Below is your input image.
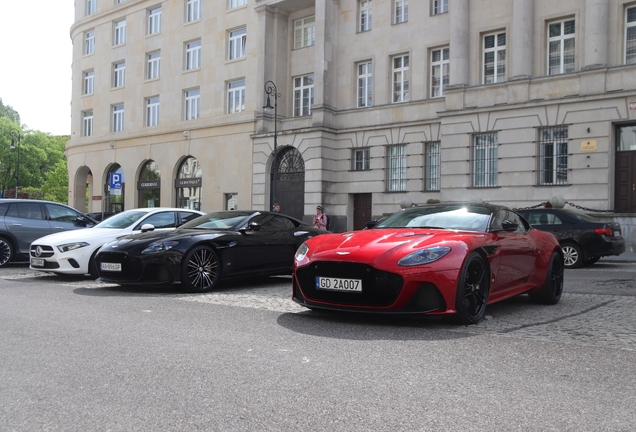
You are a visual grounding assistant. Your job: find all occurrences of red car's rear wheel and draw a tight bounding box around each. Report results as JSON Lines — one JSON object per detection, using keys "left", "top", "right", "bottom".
{"left": 454, "top": 252, "right": 489, "bottom": 324}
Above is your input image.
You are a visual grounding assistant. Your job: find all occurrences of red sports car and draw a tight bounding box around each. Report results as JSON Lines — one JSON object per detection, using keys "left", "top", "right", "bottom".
{"left": 292, "top": 202, "right": 564, "bottom": 324}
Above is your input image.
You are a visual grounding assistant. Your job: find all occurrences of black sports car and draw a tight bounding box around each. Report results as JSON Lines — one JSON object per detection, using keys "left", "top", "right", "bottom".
{"left": 516, "top": 208, "right": 625, "bottom": 268}
{"left": 94, "top": 210, "right": 328, "bottom": 292}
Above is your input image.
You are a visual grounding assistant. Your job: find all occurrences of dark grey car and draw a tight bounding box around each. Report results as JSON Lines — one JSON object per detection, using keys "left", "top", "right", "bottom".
{"left": 0, "top": 199, "right": 97, "bottom": 267}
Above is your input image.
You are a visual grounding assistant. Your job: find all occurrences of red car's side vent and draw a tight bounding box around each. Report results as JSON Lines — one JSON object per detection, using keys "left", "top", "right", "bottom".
{"left": 480, "top": 246, "right": 499, "bottom": 256}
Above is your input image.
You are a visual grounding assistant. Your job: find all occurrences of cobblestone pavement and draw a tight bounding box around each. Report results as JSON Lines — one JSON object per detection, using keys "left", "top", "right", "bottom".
{"left": 3, "top": 265, "right": 636, "bottom": 352}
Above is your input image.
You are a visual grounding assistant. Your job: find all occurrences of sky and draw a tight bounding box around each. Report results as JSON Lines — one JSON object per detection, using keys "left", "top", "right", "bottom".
{"left": 0, "top": 1, "right": 74, "bottom": 136}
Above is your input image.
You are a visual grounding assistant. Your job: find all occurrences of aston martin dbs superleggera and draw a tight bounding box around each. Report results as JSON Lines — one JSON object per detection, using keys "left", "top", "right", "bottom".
{"left": 292, "top": 203, "right": 564, "bottom": 324}
{"left": 94, "top": 211, "right": 327, "bottom": 292}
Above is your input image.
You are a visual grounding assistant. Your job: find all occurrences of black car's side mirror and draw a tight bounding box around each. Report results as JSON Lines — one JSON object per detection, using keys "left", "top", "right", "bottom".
{"left": 365, "top": 220, "right": 379, "bottom": 229}
{"left": 240, "top": 222, "right": 262, "bottom": 235}
{"left": 501, "top": 220, "right": 519, "bottom": 232}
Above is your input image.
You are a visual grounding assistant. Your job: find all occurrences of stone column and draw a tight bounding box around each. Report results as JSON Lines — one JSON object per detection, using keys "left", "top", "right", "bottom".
{"left": 583, "top": 0, "right": 609, "bottom": 69}
{"left": 449, "top": 0, "right": 469, "bottom": 86}
{"left": 313, "top": 0, "right": 337, "bottom": 128}
{"left": 510, "top": 0, "right": 533, "bottom": 79}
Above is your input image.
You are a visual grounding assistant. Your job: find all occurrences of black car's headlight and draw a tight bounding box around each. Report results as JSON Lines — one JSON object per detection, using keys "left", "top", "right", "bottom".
{"left": 57, "top": 242, "right": 90, "bottom": 253}
{"left": 398, "top": 246, "right": 451, "bottom": 267}
{"left": 295, "top": 243, "right": 309, "bottom": 261}
{"left": 142, "top": 241, "right": 180, "bottom": 254}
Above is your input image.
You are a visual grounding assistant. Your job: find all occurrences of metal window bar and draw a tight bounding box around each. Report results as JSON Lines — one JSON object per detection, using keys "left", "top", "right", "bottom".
{"left": 538, "top": 126, "right": 568, "bottom": 185}
{"left": 424, "top": 141, "right": 441, "bottom": 191}
{"left": 386, "top": 144, "right": 406, "bottom": 192}
{"left": 472, "top": 132, "right": 498, "bottom": 188}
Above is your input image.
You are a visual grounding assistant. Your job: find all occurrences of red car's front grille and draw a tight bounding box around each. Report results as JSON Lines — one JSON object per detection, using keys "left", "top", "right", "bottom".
{"left": 296, "top": 262, "right": 403, "bottom": 307}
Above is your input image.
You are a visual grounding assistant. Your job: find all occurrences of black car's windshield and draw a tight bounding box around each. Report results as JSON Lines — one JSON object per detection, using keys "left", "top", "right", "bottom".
{"left": 377, "top": 205, "right": 492, "bottom": 232}
{"left": 95, "top": 211, "right": 148, "bottom": 229}
{"left": 179, "top": 211, "right": 252, "bottom": 230}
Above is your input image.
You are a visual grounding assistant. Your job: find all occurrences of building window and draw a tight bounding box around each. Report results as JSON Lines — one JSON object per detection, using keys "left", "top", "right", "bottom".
{"left": 228, "top": 0, "right": 246, "bottom": 9}
{"left": 113, "top": 19, "right": 126, "bottom": 46}
{"left": 357, "top": 61, "right": 373, "bottom": 107}
{"left": 84, "top": 31, "right": 95, "bottom": 55}
{"left": 116, "top": 0, "right": 125, "bottom": 4}
{"left": 86, "top": 0, "right": 96, "bottom": 16}
{"left": 185, "top": 40, "right": 201, "bottom": 70}
{"left": 392, "top": 54, "right": 409, "bottom": 103}
{"left": 386, "top": 144, "right": 407, "bottom": 192}
{"left": 484, "top": 32, "right": 506, "bottom": 84}
{"left": 186, "top": 0, "right": 201, "bottom": 22}
{"left": 83, "top": 70, "right": 94, "bottom": 95}
{"left": 293, "top": 75, "right": 314, "bottom": 117}
{"left": 148, "top": 6, "right": 162, "bottom": 35}
{"left": 112, "top": 104, "right": 124, "bottom": 132}
{"left": 185, "top": 88, "right": 200, "bottom": 120}
{"left": 227, "top": 79, "right": 245, "bottom": 114}
{"left": 360, "top": 0, "right": 372, "bottom": 32}
{"left": 626, "top": 6, "right": 636, "bottom": 64}
{"left": 228, "top": 28, "right": 247, "bottom": 60}
{"left": 548, "top": 19, "right": 575, "bottom": 75}
{"left": 294, "top": 16, "right": 315, "bottom": 49}
{"left": 424, "top": 141, "right": 441, "bottom": 191}
{"left": 82, "top": 110, "right": 93, "bottom": 137}
{"left": 431, "top": 47, "right": 449, "bottom": 97}
{"left": 538, "top": 126, "right": 568, "bottom": 185}
{"left": 352, "top": 148, "right": 370, "bottom": 171}
{"left": 394, "top": 0, "right": 408, "bottom": 24}
{"left": 113, "top": 61, "right": 125, "bottom": 87}
{"left": 432, "top": 0, "right": 448, "bottom": 15}
{"left": 472, "top": 132, "right": 498, "bottom": 188}
{"left": 147, "top": 52, "right": 161, "bottom": 79}
{"left": 146, "top": 97, "right": 160, "bottom": 127}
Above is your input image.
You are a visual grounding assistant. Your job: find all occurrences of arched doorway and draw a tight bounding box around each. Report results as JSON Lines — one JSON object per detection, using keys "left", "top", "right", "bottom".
{"left": 104, "top": 164, "right": 124, "bottom": 214}
{"left": 175, "top": 156, "right": 202, "bottom": 210}
{"left": 138, "top": 160, "right": 161, "bottom": 208}
{"left": 272, "top": 147, "right": 305, "bottom": 220}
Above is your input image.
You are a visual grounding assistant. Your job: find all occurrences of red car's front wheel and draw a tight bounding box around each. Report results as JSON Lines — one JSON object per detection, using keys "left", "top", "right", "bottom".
{"left": 454, "top": 252, "right": 490, "bottom": 324}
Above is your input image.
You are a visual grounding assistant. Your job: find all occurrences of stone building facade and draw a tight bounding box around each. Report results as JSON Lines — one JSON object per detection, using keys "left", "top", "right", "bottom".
{"left": 68, "top": 0, "right": 636, "bottom": 247}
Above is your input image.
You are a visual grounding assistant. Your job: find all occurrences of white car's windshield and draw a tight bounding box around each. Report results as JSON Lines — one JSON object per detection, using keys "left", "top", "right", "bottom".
{"left": 377, "top": 205, "right": 492, "bottom": 232}
{"left": 95, "top": 211, "right": 148, "bottom": 229}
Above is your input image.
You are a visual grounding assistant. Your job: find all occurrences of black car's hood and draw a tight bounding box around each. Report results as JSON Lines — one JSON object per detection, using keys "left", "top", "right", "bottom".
{"left": 102, "top": 228, "right": 236, "bottom": 251}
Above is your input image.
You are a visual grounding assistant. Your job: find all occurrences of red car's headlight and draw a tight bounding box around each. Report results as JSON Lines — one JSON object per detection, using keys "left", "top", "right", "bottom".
{"left": 398, "top": 246, "right": 451, "bottom": 267}
{"left": 295, "top": 243, "right": 309, "bottom": 262}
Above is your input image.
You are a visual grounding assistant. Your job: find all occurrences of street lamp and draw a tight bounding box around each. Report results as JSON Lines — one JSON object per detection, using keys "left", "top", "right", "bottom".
{"left": 9, "top": 130, "right": 21, "bottom": 196}
{"left": 263, "top": 80, "right": 280, "bottom": 211}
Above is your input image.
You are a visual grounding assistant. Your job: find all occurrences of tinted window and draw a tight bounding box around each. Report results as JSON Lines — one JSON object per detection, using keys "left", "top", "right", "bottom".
{"left": 45, "top": 203, "right": 80, "bottom": 222}
{"left": 252, "top": 214, "right": 295, "bottom": 231}
{"left": 180, "top": 211, "right": 252, "bottom": 230}
{"left": 0, "top": 203, "right": 9, "bottom": 216}
{"left": 15, "top": 202, "right": 44, "bottom": 220}
{"left": 523, "top": 212, "right": 563, "bottom": 225}
{"left": 136, "top": 212, "right": 176, "bottom": 230}
{"left": 179, "top": 211, "right": 201, "bottom": 225}
{"left": 492, "top": 210, "right": 526, "bottom": 233}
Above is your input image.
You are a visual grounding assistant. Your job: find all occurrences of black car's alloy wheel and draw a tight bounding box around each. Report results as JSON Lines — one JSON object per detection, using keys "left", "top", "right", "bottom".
{"left": 529, "top": 251, "right": 564, "bottom": 304}
{"left": 0, "top": 238, "right": 13, "bottom": 267}
{"left": 454, "top": 252, "right": 489, "bottom": 324}
{"left": 181, "top": 246, "right": 220, "bottom": 293}
{"left": 561, "top": 242, "right": 583, "bottom": 268}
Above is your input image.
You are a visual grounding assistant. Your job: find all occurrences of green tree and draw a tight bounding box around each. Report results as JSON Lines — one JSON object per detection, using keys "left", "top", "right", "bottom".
{"left": 0, "top": 98, "right": 20, "bottom": 124}
{"left": 42, "top": 161, "right": 70, "bottom": 203}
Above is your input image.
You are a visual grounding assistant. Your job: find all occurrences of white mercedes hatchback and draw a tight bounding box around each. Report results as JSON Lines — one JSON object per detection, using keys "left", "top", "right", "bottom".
{"left": 29, "top": 207, "right": 204, "bottom": 278}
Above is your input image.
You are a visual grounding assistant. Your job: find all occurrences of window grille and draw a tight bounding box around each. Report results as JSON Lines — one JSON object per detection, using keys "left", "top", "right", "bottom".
{"left": 626, "top": 7, "right": 636, "bottom": 64}
{"left": 386, "top": 144, "right": 407, "bottom": 192}
{"left": 538, "top": 126, "right": 568, "bottom": 185}
{"left": 472, "top": 132, "right": 498, "bottom": 188}
{"left": 424, "top": 141, "right": 441, "bottom": 191}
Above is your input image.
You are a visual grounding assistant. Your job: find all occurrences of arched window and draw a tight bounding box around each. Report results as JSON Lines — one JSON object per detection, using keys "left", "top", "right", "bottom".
{"left": 105, "top": 164, "right": 125, "bottom": 214}
{"left": 138, "top": 160, "right": 161, "bottom": 208}
{"left": 175, "top": 157, "right": 202, "bottom": 210}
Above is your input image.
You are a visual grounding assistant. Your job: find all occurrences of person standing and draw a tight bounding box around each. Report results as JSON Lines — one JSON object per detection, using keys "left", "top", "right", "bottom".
{"left": 313, "top": 205, "right": 327, "bottom": 229}
{"left": 273, "top": 203, "right": 281, "bottom": 213}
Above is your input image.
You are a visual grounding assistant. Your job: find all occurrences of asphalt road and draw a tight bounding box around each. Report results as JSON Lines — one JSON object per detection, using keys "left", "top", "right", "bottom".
{"left": 1, "top": 262, "right": 635, "bottom": 431}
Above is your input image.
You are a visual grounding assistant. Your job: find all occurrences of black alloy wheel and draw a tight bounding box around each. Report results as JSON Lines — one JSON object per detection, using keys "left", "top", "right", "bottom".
{"left": 0, "top": 238, "right": 13, "bottom": 267}
{"left": 529, "top": 251, "right": 564, "bottom": 305}
{"left": 561, "top": 242, "right": 583, "bottom": 268}
{"left": 181, "top": 246, "right": 220, "bottom": 293}
{"left": 454, "top": 252, "right": 490, "bottom": 324}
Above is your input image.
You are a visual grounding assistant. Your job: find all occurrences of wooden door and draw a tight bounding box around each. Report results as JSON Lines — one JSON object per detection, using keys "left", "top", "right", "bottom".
{"left": 353, "top": 194, "right": 372, "bottom": 230}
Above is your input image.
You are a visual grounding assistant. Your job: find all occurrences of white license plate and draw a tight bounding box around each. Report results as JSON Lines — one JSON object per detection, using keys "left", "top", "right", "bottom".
{"left": 31, "top": 258, "right": 44, "bottom": 267}
{"left": 100, "top": 262, "right": 122, "bottom": 272}
{"left": 315, "top": 276, "right": 362, "bottom": 292}
{"left": 614, "top": 230, "right": 620, "bottom": 237}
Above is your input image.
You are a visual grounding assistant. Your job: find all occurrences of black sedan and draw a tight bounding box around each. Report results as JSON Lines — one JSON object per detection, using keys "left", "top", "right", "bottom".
{"left": 94, "top": 210, "right": 328, "bottom": 292}
{"left": 516, "top": 208, "right": 625, "bottom": 268}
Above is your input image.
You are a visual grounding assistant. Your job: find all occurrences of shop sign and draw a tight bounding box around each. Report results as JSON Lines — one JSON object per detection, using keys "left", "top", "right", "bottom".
{"left": 175, "top": 178, "right": 202, "bottom": 188}
{"left": 138, "top": 180, "right": 160, "bottom": 189}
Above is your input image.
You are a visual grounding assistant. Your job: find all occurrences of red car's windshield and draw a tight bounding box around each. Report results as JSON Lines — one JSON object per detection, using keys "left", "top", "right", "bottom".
{"left": 377, "top": 205, "right": 492, "bottom": 232}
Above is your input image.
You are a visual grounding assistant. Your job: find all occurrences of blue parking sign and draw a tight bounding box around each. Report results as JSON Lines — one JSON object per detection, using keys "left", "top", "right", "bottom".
{"left": 109, "top": 173, "right": 122, "bottom": 196}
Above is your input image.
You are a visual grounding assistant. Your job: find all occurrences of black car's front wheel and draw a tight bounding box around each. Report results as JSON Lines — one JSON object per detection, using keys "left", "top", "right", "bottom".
{"left": 454, "top": 252, "right": 490, "bottom": 325}
{"left": 181, "top": 246, "right": 220, "bottom": 293}
{"left": 561, "top": 242, "right": 583, "bottom": 268}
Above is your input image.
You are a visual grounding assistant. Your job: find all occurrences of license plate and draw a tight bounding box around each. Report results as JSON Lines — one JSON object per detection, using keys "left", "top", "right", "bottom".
{"left": 100, "top": 262, "right": 122, "bottom": 272}
{"left": 31, "top": 258, "right": 44, "bottom": 267}
{"left": 614, "top": 230, "right": 620, "bottom": 237}
{"left": 315, "top": 276, "right": 362, "bottom": 292}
